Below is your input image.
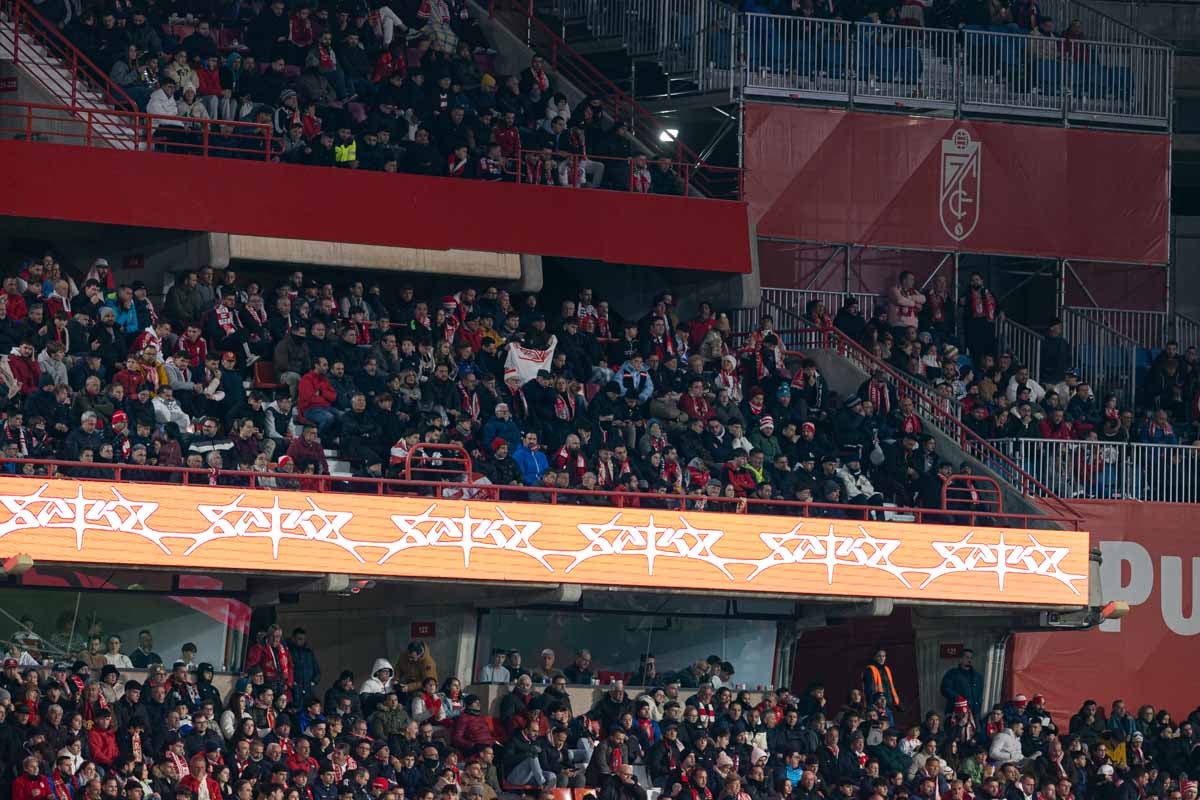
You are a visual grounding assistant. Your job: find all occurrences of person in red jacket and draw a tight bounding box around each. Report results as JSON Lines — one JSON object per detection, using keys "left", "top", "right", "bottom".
{"left": 679, "top": 378, "right": 714, "bottom": 422}
{"left": 8, "top": 341, "right": 40, "bottom": 395}
{"left": 12, "top": 756, "right": 53, "bottom": 800}
{"left": 1038, "top": 407, "right": 1075, "bottom": 441}
{"left": 723, "top": 451, "right": 757, "bottom": 497}
{"left": 246, "top": 624, "right": 295, "bottom": 699}
{"left": 452, "top": 695, "right": 497, "bottom": 753}
{"left": 179, "top": 753, "right": 222, "bottom": 800}
{"left": 88, "top": 709, "right": 120, "bottom": 769}
{"left": 297, "top": 357, "right": 339, "bottom": 436}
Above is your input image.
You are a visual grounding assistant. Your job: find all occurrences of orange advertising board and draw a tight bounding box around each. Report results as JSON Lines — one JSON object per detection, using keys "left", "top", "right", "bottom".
{"left": 0, "top": 478, "right": 1089, "bottom": 605}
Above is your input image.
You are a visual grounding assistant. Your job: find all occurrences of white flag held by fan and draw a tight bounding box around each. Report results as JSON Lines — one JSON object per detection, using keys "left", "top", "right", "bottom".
{"left": 503, "top": 335, "right": 557, "bottom": 384}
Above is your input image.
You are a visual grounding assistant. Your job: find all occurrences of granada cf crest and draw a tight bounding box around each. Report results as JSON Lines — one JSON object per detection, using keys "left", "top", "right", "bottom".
{"left": 939, "top": 129, "right": 981, "bottom": 242}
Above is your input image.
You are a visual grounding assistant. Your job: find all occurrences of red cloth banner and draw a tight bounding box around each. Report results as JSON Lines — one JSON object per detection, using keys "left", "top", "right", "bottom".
{"left": 744, "top": 104, "right": 1170, "bottom": 265}
{"left": 0, "top": 140, "right": 751, "bottom": 274}
{"left": 1010, "top": 500, "right": 1200, "bottom": 723}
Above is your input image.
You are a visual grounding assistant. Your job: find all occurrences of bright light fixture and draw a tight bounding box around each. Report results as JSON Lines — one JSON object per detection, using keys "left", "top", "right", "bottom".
{"left": 659, "top": 128, "right": 679, "bottom": 142}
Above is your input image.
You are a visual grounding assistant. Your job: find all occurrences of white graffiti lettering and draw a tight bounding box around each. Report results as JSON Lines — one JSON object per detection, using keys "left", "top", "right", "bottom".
{"left": 0, "top": 484, "right": 1086, "bottom": 596}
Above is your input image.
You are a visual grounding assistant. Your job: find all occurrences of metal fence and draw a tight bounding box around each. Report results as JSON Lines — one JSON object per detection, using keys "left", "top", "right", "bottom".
{"left": 739, "top": 14, "right": 1172, "bottom": 128}
{"left": 853, "top": 23, "right": 957, "bottom": 109}
{"left": 995, "top": 316, "right": 1044, "bottom": 379}
{"left": 761, "top": 286, "right": 880, "bottom": 321}
{"left": 988, "top": 438, "right": 1200, "bottom": 503}
{"left": 560, "top": 0, "right": 736, "bottom": 92}
{"left": 1064, "top": 306, "right": 1200, "bottom": 351}
{"left": 1064, "top": 305, "right": 1167, "bottom": 347}
{"left": 1061, "top": 306, "right": 1139, "bottom": 407}
{"left": 1038, "top": 0, "right": 1168, "bottom": 49}
{"left": 741, "top": 13, "right": 851, "bottom": 99}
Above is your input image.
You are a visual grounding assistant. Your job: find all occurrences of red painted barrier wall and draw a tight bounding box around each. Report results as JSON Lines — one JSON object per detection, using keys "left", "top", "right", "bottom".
{"left": 744, "top": 103, "right": 1170, "bottom": 265}
{"left": 0, "top": 140, "right": 751, "bottom": 274}
{"left": 1010, "top": 500, "right": 1200, "bottom": 722}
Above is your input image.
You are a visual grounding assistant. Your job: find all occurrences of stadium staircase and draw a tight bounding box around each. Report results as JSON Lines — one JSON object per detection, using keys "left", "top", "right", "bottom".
{"left": 490, "top": 0, "right": 735, "bottom": 105}
{"left": 734, "top": 294, "right": 1082, "bottom": 527}
{"left": 485, "top": 0, "right": 741, "bottom": 198}
{"left": 0, "top": 0, "right": 140, "bottom": 149}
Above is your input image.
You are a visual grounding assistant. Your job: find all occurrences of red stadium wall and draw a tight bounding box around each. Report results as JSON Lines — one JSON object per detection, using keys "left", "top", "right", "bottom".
{"left": 744, "top": 103, "right": 1170, "bottom": 265}
{"left": 1010, "top": 501, "right": 1199, "bottom": 721}
{"left": 0, "top": 140, "right": 751, "bottom": 274}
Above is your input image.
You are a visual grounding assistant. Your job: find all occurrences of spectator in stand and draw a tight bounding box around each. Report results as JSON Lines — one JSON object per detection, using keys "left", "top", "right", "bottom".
{"left": 1040, "top": 319, "right": 1071, "bottom": 385}
{"left": 959, "top": 273, "right": 1001, "bottom": 362}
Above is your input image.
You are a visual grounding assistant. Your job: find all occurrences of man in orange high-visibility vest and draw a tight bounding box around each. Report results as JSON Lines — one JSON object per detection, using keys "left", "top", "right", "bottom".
{"left": 862, "top": 647, "right": 902, "bottom": 712}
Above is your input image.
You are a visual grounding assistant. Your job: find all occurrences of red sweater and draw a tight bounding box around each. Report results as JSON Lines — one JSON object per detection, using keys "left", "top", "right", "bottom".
{"left": 297, "top": 371, "right": 336, "bottom": 414}
{"left": 8, "top": 355, "right": 39, "bottom": 395}
{"left": 12, "top": 774, "right": 53, "bottom": 800}
{"left": 196, "top": 65, "right": 222, "bottom": 95}
{"left": 88, "top": 727, "right": 119, "bottom": 767}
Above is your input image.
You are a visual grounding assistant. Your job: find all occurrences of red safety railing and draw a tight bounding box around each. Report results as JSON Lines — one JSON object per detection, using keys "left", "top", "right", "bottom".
{"left": 487, "top": 0, "right": 742, "bottom": 200}
{"left": 1, "top": 0, "right": 137, "bottom": 112}
{"left": 0, "top": 99, "right": 275, "bottom": 160}
{"left": 732, "top": 321, "right": 1082, "bottom": 522}
{"left": 0, "top": 457, "right": 1080, "bottom": 530}
{"left": 403, "top": 442, "right": 473, "bottom": 480}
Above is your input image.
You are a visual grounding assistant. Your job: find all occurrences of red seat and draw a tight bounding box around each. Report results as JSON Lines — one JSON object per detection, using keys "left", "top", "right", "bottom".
{"left": 252, "top": 361, "right": 284, "bottom": 391}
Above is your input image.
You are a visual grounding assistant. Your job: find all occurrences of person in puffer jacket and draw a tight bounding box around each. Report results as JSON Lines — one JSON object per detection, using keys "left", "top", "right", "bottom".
{"left": 836, "top": 452, "right": 884, "bottom": 510}
{"left": 360, "top": 659, "right": 395, "bottom": 695}
{"left": 452, "top": 695, "right": 495, "bottom": 754}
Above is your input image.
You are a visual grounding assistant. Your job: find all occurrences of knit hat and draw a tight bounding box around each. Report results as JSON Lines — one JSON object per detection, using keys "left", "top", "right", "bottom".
{"left": 1013, "top": 694, "right": 1028, "bottom": 707}
{"left": 277, "top": 455, "right": 294, "bottom": 468}
{"left": 776, "top": 385, "right": 791, "bottom": 399}
{"left": 111, "top": 410, "right": 128, "bottom": 424}
{"left": 491, "top": 437, "right": 507, "bottom": 453}
{"left": 759, "top": 416, "right": 774, "bottom": 430}
{"left": 480, "top": 73, "right": 496, "bottom": 88}
{"left": 801, "top": 421, "right": 816, "bottom": 434}
{"left": 954, "top": 696, "right": 969, "bottom": 711}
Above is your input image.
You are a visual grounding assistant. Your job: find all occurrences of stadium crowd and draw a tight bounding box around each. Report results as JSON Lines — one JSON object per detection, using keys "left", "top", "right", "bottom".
{"left": 45, "top": 0, "right": 685, "bottom": 191}
{"left": 0, "top": 255, "right": 990, "bottom": 517}
{"left": 806, "top": 273, "right": 1200, "bottom": 451}
{"left": 2, "top": 626, "right": 1198, "bottom": 800}
{"left": 794, "top": 271, "right": 1200, "bottom": 500}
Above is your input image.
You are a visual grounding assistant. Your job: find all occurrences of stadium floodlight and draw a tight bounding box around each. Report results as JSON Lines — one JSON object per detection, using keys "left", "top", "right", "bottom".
{"left": 659, "top": 129, "right": 679, "bottom": 143}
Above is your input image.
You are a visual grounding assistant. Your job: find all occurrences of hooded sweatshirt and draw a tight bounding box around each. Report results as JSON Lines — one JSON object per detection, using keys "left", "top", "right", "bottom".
{"left": 359, "top": 658, "right": 395, "bottom": 695}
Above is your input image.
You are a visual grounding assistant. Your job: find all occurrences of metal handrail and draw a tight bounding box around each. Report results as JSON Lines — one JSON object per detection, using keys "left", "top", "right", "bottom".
{"left": 0, "top": 0, "right": 138, "bottom": 112}
{"left": 1060, "top": 305, "right": 1140, "bottom": 407}
{"left": 987, "top": 437, "right": 1200, "bottom": 504}
{"left": 0, "top": 99, "right": 275, "bottom": 160}
{"left": 737, "top": 14, "right": 1172, "bottom": 127}
{"left": 995, "top": 316, "right": 1044, "bottom": 380}
{"left": 0, "top": 456, "right": 1081, "bottom": 529}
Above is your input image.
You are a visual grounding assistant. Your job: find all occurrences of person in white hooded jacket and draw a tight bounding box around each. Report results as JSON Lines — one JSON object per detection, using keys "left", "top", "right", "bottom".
{"left": 360, "top": 658, "right": 395, "bottom": 696}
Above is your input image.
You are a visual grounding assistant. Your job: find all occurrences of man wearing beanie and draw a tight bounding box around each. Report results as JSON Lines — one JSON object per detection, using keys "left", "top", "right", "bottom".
{"left": 484, "top": 437, "right": 521, "bottom": 486}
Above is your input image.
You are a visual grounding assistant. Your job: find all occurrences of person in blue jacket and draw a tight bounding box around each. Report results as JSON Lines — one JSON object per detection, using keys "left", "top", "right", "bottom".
{"left": 513, "top": 430, "right": 549, "bottom": 485}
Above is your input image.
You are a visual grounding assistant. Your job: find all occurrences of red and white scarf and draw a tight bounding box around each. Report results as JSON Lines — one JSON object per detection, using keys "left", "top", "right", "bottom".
{"left": 968, "top": 288, "right": 997, "bottom": 321}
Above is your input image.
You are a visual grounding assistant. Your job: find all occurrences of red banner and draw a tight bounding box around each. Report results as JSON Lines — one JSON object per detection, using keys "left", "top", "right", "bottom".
{"left": 745, "top": 104, "right": 1170, "bottom": 265}
{"left": 0, "top": 141, "right": 751, "bottom": 274}
{"left": 1010, "top": 500, "right": 1200, "bottom": 722}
